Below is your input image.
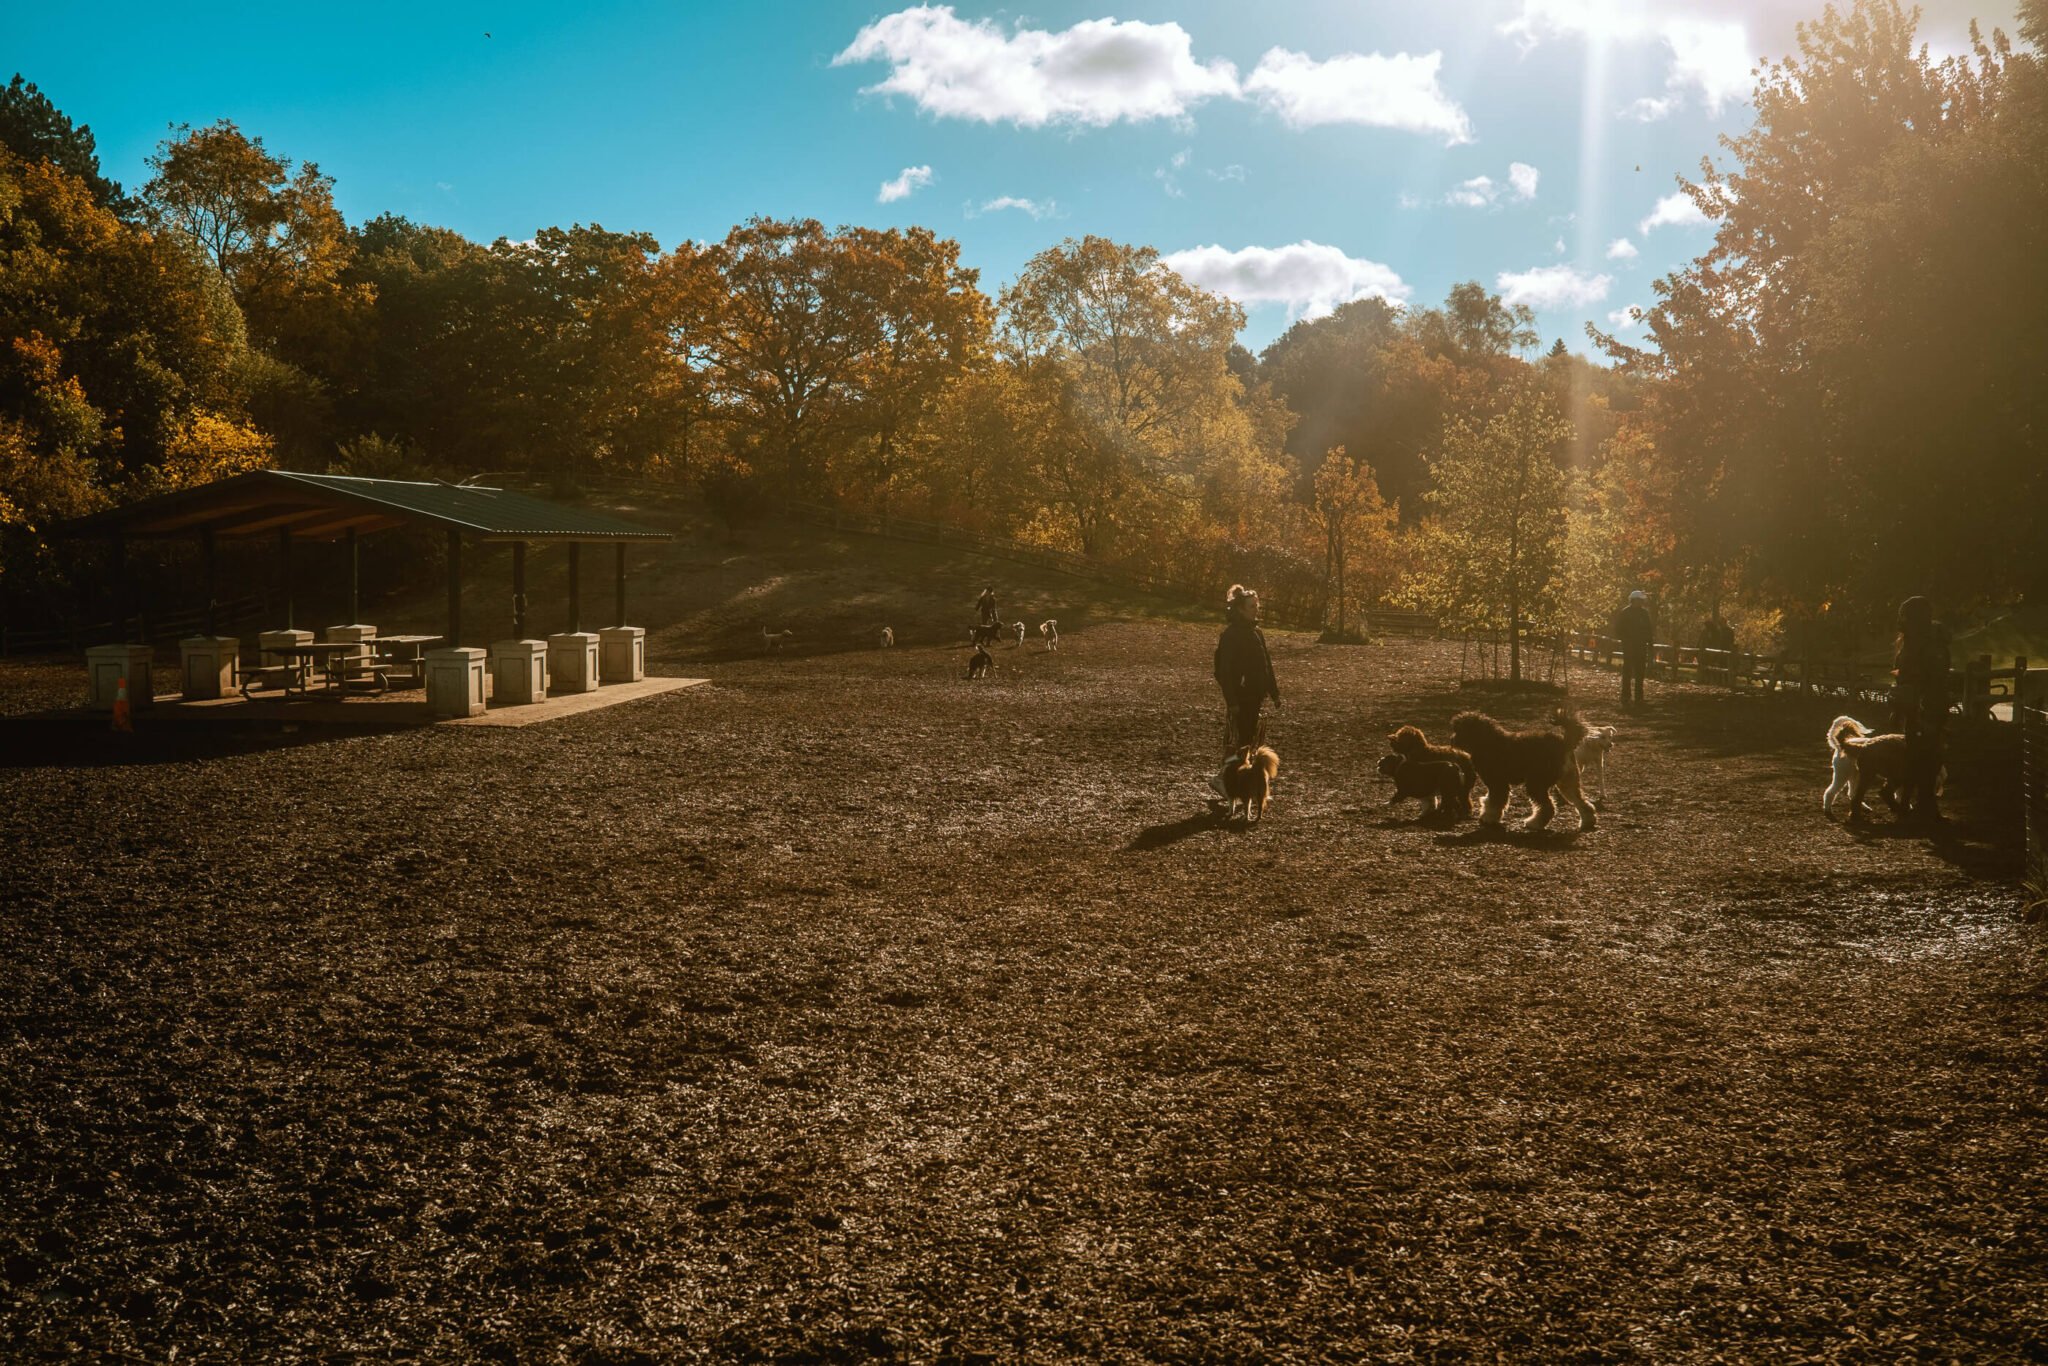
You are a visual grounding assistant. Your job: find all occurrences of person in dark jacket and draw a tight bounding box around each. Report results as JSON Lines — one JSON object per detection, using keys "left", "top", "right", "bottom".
{"left": 1215, "top": 583, "right": 1279, "bottom": 738}
{"left": 975, "top": 586, "right": 999, "bottom": 627}
{"left": 1616, "top": 590, "right": 1653, "bottom": 709}
{"left": 1891, "top": 595, "right": 1952, "bottom": 823}
{"left": 1210, "top": 584, "right": 1280, "bottom": 797}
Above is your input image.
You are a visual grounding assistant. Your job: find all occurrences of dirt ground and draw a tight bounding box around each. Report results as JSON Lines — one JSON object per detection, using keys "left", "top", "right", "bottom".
{"left": 2, "top": 623, "right": 2043, "bottom": 1363}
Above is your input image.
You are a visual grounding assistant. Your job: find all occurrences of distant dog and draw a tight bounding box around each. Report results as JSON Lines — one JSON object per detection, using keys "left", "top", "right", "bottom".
{"left": 1450, "top": 710, "right": 1596, "bottom": 832}
{"left": 879, "top": 627, "right": 894, "bottom": 648}
{"left": 1040, "top": 620, "right": 1059, "bottom": 651}
{"left": 1013, "top": 621, "right": 1027, "bottom": 646}
{"left": 1825, "top": 716, "right": 1942, "bottom": 822}
{"left": 1222, "top": 737, "right": 1281, "bottom": 824}
{"left": 762, "top": 628, "right": 794, "bottom": 654}
{"left": 1377, "top": 753, "right": 1471, "bottom": 820}
{"left": 965, "top": 646, "right": 993, "bottom": 679}
{"left": 1575, "top": 723, "right": 1618, "bottom": 806}
{"left": 970, "top": 622, "right": 1001, "bottom": 649}
{"left": 1387, "top": 725, "right": 1477, "bottom": 791}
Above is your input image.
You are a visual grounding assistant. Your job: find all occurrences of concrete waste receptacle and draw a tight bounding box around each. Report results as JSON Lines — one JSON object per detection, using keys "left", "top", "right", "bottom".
{"left": 489, "top": 640, "right": 548, "bottom": 706}
{"left": 324, "top": 623, "right": 378, "bottom": 665}
{"left": 424, "top": 647, "right": 487, "bottom": 719}
{"left": 547, "top": 632, "right": 601, "bottom": 695}
{"left": 599, "top": 626, "right": 645, "bottom": 684}
{"left": 85, "top": 645, "right": 154, "bottom": 712}
{"left": 258, "top": 629, "right": 313, "bottom": 669}
{"left": 179, "top": 635, "right": 240, "bottom": 700}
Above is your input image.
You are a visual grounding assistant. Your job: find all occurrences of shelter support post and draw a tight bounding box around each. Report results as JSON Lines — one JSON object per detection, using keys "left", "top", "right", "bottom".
{"left": 109, "top": 534, "right": 128, "bottom": 641}
{"left": 347, "top": 527, "right": 360, "bottom": 623}
{"left": 568, "top": 543, "right": 582, "bottom": 634}
{"left": 202, "top": 527, "right": 218, "bottom": 636}
{"left": 615, "top": 543, "right": 626, "bottom": 628}
{"left": 447, "top": 529, "right": 462, "bottom": 648}
{"left": 512, "top": 542, "right": 527, "bottom": 639}
{"left": 278, "top": 527, "right": 294, "bottom": 629}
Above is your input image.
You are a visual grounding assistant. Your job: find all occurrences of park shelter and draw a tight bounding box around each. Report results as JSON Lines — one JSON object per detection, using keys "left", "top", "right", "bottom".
{"left": 56, "top": 470, "right": 673, "bottom": 646}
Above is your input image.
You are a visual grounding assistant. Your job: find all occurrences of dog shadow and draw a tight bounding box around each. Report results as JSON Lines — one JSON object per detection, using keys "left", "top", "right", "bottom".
{"left": 1433, "top": 823, "right": 1587, "bottom": 851}
{"left": 1125, "top": 808, "right": 1232, "bottom": 851}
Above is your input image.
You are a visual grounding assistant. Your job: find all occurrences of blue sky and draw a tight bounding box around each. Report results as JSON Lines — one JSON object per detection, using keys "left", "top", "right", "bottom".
{"left": 6, "top": 0, "right": 2022, "bottom": 353}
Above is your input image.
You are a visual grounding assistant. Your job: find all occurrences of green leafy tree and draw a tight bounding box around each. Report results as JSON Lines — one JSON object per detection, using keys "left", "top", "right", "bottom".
{"left": 0, "top": 74, "right": 128, "bottom": 216}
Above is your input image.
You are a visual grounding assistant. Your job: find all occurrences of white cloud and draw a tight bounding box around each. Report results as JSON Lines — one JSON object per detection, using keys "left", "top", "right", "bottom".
{"left": 1622, "top": 94, "right": 1680, "bottom": 121}
{"left": 1501, "top": 1, "right": 1755, "bottom": 118}
{"left": 1448, "top": 175, "right": 1498, "bottom": 208}
{"left": 1208, "top": 163, "right": 1246, "bottom": 183}
{"left": 835, "top": 7, "right": 1238, "bottom": 128}
{"left": 971, "top": 195, "right": 1057, "bottom": 219}
{"left": 1607, "top": 304, "right": 1645, "bottom": 328}
{"left": 1553, "top": 237, "right": 1568, "bottom": 254}
{"left": 1156, "top": 147, "right": 1191, "bottom": 197}
{"left": 1446, "top": 161, "right": 1540, "bottom": 209}
{"left": 1161, "top": 241, "right": 1412, "bottom": 319}
{"left": 877, "top": 164, "right": 934, "bottom": 203}
{"left": 1638, "top": 189, "right": 1710, "bottom": 233}
{"left": 1662, "top": 18, "right": 1755, "bottom": 113}
{"left": 1242, "top": 48, "right": 1473, "bottom": 143}
{"left": 1496, "top": 263, "right": 1613, "bottom": 309}
{"left": 1606, "top": 236, "right": 1639, "bottom": 259}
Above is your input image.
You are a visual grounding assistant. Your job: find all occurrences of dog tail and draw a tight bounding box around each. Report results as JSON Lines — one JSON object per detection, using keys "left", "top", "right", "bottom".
{"left": 1828, "top": 716, "right": 1866, "bottom": 755}
{"left": 1555, "top": 708, "right": 1589, "bottom": 750}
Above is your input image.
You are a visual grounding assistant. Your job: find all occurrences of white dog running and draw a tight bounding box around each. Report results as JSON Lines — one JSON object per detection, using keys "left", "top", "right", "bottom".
{"left": 1039, "top": 620, "right": 1059, "bottom": 652}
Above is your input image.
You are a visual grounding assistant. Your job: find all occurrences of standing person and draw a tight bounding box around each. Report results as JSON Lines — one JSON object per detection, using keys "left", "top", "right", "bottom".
{"left": 1210, "top": 585, "right": 1280, "bottom": 796}
{"left": 975, "top": 586, "right": 999, "bottom": 628}
{"left": 1616, "top": 589, "right": 1653, "bottom": 710}
{"left": 1891, "top": 595, "right": 1952, "bottom": 824}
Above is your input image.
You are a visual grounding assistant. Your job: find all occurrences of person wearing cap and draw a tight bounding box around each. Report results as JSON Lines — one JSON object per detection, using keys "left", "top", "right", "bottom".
{"left": 1210, "top": 585, "right": 1280, "bottom": 796}
{"left": 1890, "top": 595, "right": 1952, "bottom": 823}
{"left": 1616, "top": 590, "right": 1654, "bottom": 710}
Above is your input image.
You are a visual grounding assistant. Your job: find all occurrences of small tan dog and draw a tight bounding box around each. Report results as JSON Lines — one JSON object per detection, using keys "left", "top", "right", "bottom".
{"left": 1221, "top": 733, "right": 1281, "bottom": 824}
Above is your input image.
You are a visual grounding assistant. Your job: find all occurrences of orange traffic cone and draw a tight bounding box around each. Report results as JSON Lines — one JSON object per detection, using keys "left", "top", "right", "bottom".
{"left": 111, "top": 675, "right": 133, "bottom": 732}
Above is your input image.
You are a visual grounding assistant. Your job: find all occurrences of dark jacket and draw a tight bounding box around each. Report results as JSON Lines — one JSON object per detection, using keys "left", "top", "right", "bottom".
{"left": 1214, "top": 620, "right": 1279, "bottom": 704}
{"left": 1616, "top": 603, "right": 1653, "bottom": 654}
{"left": 1892, "top": 623, "right": 1953, "bottom": 729}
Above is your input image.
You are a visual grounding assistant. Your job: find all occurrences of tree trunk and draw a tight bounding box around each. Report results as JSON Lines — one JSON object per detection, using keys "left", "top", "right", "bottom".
{"left": 1508, "top": 533, "right": 1522, "bottom": 683}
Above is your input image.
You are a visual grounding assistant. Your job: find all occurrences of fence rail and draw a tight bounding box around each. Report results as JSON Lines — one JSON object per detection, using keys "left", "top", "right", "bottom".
{"left": 1562, "top": 627, "right": 2043, "bottom": 720}
{"left": 2, "top": 595, "right": 268, "bottom": 658}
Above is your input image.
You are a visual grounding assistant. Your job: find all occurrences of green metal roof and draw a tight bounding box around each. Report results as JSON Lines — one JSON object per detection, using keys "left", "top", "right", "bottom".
{"left": 57, "top": 470, "right": 675, "bottom": 543}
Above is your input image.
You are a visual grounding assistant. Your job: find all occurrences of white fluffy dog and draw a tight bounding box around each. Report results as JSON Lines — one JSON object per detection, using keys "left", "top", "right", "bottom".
{"left": 1013, "top": 620, "right": 1026, "bottom": 646}
{"left": 879, "top": 626, "right": 894, "bottom": 648}
{"left": 1823, "top": 715, "right": 1944, "bottom": 819}
{"left": 1040, "top": 620, "right": 1059, "bottom": 651}
{"left": 1575, "top": 723, "right": 1618, "bottom": 806}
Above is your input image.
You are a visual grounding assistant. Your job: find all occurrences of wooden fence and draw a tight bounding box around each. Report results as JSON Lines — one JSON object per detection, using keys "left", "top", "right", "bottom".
{"left": 1563, "top": 627, "right": 2044, "bottom": 720}
{"left": 1, "top": 595, "right": 267, "bottom": 659}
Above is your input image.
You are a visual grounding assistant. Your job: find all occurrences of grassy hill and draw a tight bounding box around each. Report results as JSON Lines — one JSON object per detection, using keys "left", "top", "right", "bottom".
{"left": 370, "top": 491, "right": 1213, "bottom": 666}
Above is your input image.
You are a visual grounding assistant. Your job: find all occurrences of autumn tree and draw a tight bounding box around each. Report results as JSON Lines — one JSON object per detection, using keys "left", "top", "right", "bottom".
{"left": 832, "top": 225, "right": 991, "bottom": 512}
{"left": 1308, "top": 447, "right": 1397, "bottom": 637}
{"left": 1418, "top": 384, "right": 1573, "bottom": 681}
{"left": 998, "top": 236, "right": 1252, "bottom": 556}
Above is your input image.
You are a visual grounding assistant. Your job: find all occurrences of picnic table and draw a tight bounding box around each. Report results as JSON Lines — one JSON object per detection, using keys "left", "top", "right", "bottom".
{"left": 369, "top": 635, "right": 442, "bottom": 688}
{"left": 240, "top": 643, "right": 368, "bottom": 700}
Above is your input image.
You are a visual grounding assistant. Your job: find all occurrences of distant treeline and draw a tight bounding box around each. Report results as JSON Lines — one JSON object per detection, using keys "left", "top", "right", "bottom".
{"left": 3, "top": 0, "right": 2043, "bottom": 658}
